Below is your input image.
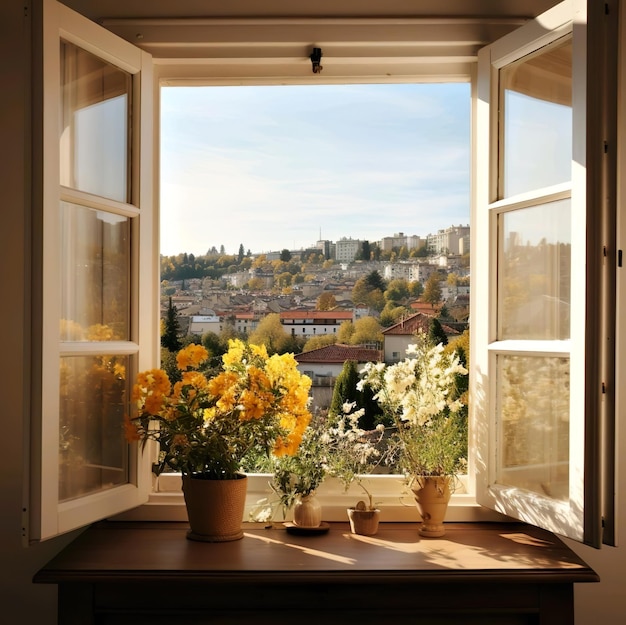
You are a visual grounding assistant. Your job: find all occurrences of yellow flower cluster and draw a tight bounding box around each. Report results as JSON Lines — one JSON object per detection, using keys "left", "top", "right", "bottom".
{"left": 126, "top": 339, "right": 313, "bottom": 477}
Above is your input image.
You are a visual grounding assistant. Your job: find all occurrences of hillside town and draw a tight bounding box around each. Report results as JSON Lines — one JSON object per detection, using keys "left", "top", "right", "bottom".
{"left": 161, "top": 224, "right": 470, "bottom": 409}
{"left": 162, "top": 225, "right": 469, "bottom": 334}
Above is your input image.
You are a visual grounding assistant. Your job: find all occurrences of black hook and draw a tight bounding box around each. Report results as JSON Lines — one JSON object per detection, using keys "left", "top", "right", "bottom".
{"left": 310, "top": 47, "right": 323, "bottom": 74}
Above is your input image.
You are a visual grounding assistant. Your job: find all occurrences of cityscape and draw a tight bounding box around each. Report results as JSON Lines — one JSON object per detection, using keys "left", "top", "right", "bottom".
{"left": 161, "top": 223, "right": 471, "bottom": 362}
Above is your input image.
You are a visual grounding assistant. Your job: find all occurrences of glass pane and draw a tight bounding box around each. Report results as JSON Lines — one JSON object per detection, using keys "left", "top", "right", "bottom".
{"left": 60, "top": 202, "right": 130, "bottom": 341}
{"left": 498, "top": 199, "right": 571, "bottom": 340}
{"left": 500, "top": 38, "right": 572, "bottom": 198}
{"left": 496, "top": 355, "right": 569, "bottom": 501}
{"left": 59, "top": 355, "right": 130, "bottom": 502}
{"left": 60, "top": 41, "right": 131, "bottom": 203}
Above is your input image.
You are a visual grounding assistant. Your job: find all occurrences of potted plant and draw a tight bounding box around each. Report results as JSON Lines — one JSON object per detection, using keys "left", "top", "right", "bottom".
{"left": 357, "top": 331, "right": 468, "bottom": 537}
{"left": 324, "top": 405, "right": 386, "bottom": 535}
{"left": 125, "top": 339, "right": 313, "bottom": 541}
{"left": 269, "top": 415, "right": 329, "bottom": 528}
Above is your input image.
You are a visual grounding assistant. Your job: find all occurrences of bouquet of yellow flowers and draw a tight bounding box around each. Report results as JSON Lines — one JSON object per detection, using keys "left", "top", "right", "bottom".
{"left": 125, "top": 339, "right": 312, "bottom": 479}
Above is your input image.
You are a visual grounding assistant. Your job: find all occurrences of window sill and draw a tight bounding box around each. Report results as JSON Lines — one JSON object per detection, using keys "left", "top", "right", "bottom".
{"left": 110, "top": 473, "right": 511, "bottom": 523}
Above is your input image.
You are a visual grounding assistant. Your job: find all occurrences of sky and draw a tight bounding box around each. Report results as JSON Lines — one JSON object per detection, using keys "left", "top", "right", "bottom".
{"left": 160, "top": 83, "right": 470, "bottom": 258}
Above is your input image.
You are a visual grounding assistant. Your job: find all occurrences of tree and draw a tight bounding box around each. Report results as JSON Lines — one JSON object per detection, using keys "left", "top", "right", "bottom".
{"left": 238, "top": 244, "right": 245, "bottom": 262}
{"left": 329, "top": 360, "right": 360, "bottom": 416}
{"left": 161, "top": 297, "right": 181, "bottom": 352}
{"left": 280, "top": 248, "right": 292, "bottom": 262}
{"left": 380, "top": 304, "right": 411, "bottom": 327}
{"left": 249, "top": 313, "right": 290, "bottom": 354}
{"left": 316, "top": 292, "right": 337, "bottom": 310}
{"left": 428, "top": 317, "right": 448, "bottom": 346}
{"left": 351, "top": 316, "right": 383, "bottom": 345}
{"left": 422, "top": 273, "right": 443, "bottom": 306}
{"left": 337, "top": 320, "right": 355, "bottom": 344}
{"left": 302, "top": 334, "right": 337, "bottom": 352}
{"left": 384, "top": 278, "right": 410, "bottom": 304}
{"left": 365, "top": 270, "right": 386, "bottom": 292}
{"left": 329, "top": 360, "right": 384, "bottom": 430}
{"left": 360, "top": 240, "right": 371, "bottom": 261}
{"left": 409, "top": 281, "right": 424, "bottom": 298}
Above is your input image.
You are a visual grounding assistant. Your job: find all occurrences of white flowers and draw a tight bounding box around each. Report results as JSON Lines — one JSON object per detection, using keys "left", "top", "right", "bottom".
{"left": 359, "top": 336, "right": 467, "bottom": 428}
{"left": 357, "top": 331, "right": 469, "bottom": 478}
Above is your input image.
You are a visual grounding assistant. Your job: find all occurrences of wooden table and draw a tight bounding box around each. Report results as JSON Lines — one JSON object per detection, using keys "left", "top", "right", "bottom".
{"left": 34, "top": 521, "right": 599, "bottom": 625}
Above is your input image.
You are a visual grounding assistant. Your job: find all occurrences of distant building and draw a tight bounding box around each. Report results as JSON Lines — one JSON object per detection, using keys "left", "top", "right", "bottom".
{"left": 280, "top": 310, "right": 354, "bottom": 338}
{"left": 380, "top": 232, "right": 424, "bottom": 252}
{"left": 427, "top": 225, "right": 470, "bottom": 255}
{"left": 335, "top": 237, "right": 361, "bottom": 263}
{"left": 188, "top": 314, "right": 221, "bottom": 335}
{"left": 382, "top": 312, "right": 459, "bottom": 363}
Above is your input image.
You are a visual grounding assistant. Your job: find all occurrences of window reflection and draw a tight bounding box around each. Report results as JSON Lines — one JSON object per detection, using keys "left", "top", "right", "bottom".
{"left": 500, "top": 38, "right": 572, "bottom": 197}
{"left": 60, "top": 41, "right": 131, "bottom": 203}
{"left": 60, "top": 202, "right": 130, "bottom": 341}
{"left": 496, "top": 355, "right": 569, "bottom": 501}
{"left": 498, "top": 200, "right": 571, "bottom": 340}
{"left": 59, "top": 355, "right": 130, "bottom": 502}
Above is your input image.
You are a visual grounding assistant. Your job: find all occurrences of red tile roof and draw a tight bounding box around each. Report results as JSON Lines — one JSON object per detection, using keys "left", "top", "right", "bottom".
{"left": 295, "top": 344, "right": 381, "bottom": 364}
{"left": 382, "top": 312, "right": 458, "bottom": 336}
{"left": 281, "top": 310, "right": 353, "bottom": 320}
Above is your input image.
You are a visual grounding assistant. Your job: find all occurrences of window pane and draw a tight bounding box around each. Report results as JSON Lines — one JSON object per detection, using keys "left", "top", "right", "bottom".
{"left": 500, "top": 38, "right": 572, "bottom": 198}
{"left": 496, "top": 354, "right": 569, "bottom": 501}
{"left": 60, "top": 41, "right": 131, "bottom": 203}
{"left": 59, "top": 355, "right": 130, "bottom": 502}
{"left": 498, "top": 199, "right": 571, "bottom": 340}
{"left": 60, "top": 202, "right": 130, "bottom": 341}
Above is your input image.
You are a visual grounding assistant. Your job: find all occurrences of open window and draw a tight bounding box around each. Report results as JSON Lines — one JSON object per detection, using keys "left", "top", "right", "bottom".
{"left": 30, "top": 0, "right": 616, "bottom": 546}
{"left": 29, "top": 0, "right": 155, "bottom": 541}
{"left": 473, "top": 0, "right": 617, "bottom": 547}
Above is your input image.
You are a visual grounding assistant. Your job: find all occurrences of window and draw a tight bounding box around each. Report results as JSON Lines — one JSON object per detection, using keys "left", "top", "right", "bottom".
{"left": 474, "top": 0, "right": 616, "bottom": 547}
{"left": 30, "top": 0, "right": 155, "bottom": 541}
{"left": 33, "top": 0, "right": 615, "bottom": 546}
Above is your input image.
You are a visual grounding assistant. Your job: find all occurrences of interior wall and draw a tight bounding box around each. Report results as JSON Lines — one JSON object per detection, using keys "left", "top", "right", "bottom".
{"left": 564, "top": 0, "right": 626, "bottom": 621}
{"left": 0, "top": 2, "right": 81, "bottom": 623}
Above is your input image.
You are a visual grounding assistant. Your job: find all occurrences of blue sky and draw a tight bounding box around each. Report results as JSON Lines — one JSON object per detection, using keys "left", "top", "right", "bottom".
{"left": 160, "top": 83, "right": 470, "bottom": 257}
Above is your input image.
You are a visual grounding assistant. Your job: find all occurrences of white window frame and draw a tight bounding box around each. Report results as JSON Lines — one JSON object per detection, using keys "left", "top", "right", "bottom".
{"left": 473, "top": 0, "right": 616, "bottom": 547}
{"left": 112, "top": 23, "right": 501, "bottom": 525}
{"left": 33, "top": 1, "right": 614, "bottom": 543}
{"left": 29, "top": 0, "right": 156, "bottom": 541}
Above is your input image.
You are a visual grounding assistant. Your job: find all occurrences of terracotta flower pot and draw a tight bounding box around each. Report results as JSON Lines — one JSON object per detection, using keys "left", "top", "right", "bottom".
{"left": 182, "top": 473, "right": 247, "bottom": 542}
{"left": 347, "top": 507, "right": 381, "bottom": 536}
{"left": 411, "top": 475, "right": 452, "bottom": 537}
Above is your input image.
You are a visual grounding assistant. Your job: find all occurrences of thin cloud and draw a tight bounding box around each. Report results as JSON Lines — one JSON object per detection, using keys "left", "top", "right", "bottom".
{"left": 160, "top": 84, "right": 470, "bottom": 256}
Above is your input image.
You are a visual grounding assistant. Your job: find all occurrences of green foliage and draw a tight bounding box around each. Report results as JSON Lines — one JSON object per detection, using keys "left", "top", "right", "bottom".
{"left": 330, "top": 360, "right": 386, "bottom": 430}
{"left": 280, "top": 248, "right": 292, "bottom": 262}
{"left": 302, "top": 334, "right": 337, "bottom": 352}
{"left": 248, "top": 313, "right": 304, "bottom": 355}
{"left": 329, "top": 361, "right": 360, "bottom": 416}
{"left": 270, "top": 415, "right": 329, "bottom": 508}
{"left": 379, "top": 304, "right": 411, "bottom": 327}
{"left": 161, "top": 298, "right": 182, "bottom": 352}
{"left": 428, "top": 317, "right": 448, "bottom": 346}
{"left": 365, "top": 270, "right": 386, "bottom": 292}
{"left": 422, "top": 273, "right": 443, "bottom": 306}
{"left": 351, "top": 316, "right": 383, "bottom": 345}
{"left": 384, "top": 278, "right": 410, "bottom": 304}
